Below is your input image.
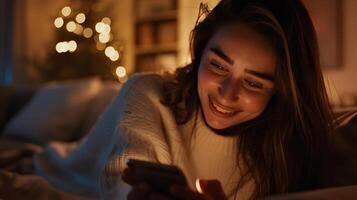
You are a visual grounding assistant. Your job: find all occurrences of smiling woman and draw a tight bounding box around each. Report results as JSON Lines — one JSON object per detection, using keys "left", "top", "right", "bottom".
{"left": 149, "top": 0, "right": 334, "bottom": 198}
{"left": 32, "top": 0, "right": 335, "bottom": 199}
{"left": 197, "top": 23, "right": 276, "bottom": 129}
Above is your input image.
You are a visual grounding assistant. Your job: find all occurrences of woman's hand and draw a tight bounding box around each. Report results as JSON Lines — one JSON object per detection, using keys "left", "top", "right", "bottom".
{"left": 122, "top": 167, "right": 170, "bottom": 200}
{"left": 170, "top": 179, "right": 227, "bottom": 200}
{"left": 122, "top": 167, "right": 227, "bottom": 200}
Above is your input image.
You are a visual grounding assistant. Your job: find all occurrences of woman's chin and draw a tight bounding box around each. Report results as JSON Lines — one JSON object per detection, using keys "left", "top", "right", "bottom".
{"left": 202, "top": 112, "right": 248, "bottom": 136}
{"left": 201, "top": 109, "right": 233, "bottom": 130}
{"left": 207, "top": 120, "right": 229, "bottom": 130}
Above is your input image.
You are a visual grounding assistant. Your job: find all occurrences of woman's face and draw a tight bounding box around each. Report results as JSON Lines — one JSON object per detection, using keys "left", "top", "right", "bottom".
{"left": 198, "top": 23, "right": 276, "bottom": 130}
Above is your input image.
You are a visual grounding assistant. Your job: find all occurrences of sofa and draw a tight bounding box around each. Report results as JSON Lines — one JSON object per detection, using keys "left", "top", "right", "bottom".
{"left": 0, "top": 77, "right": 121, "bottom": 199}
{"left": 0, "top": 77, "right": 121, "bottom": 144}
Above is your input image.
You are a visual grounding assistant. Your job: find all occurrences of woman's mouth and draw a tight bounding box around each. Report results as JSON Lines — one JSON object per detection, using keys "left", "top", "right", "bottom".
{"left": 208, "top": 96, "right": 240, "bottom": 118}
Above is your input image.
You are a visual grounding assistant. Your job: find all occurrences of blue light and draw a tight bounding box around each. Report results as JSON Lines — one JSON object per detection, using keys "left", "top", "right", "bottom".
{"left": 4, "top": 65, "right": 12, "bottom": 84}
{"left": 0, "top": 0, "right": 14, "bottom": 85}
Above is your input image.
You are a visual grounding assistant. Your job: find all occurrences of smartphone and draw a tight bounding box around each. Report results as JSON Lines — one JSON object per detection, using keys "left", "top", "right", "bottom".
{"left": 126, "top": 159, "right": 188, "bottom": 194}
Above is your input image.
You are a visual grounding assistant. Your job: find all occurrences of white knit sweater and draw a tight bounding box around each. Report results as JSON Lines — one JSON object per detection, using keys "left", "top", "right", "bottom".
{"left": 103, "top": 74, "right": 255, "bottom": 199}
{"left": 34, "top": 73, "right": 255, "bottom": 200}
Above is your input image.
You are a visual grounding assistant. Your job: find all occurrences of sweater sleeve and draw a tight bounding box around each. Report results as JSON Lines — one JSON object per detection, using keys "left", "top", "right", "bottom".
{"left": 101, "top": 73, "right": 173, "bottom": 199}
{"left": 33, "top": 73, "right": 172, "bottom": 199}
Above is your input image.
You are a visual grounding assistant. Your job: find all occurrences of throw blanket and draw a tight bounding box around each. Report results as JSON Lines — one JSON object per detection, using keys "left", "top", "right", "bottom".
{"left": 33, "top": 75, "right": 138, "bottom": 198}
{"left": 0, "top": 139, "right": 92, "bottom": 200}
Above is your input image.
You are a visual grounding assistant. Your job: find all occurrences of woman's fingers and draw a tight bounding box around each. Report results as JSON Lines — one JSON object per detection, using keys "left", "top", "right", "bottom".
{"left": 170, "top": 179, "right": 227, "bottom": 200}
{"left": 127, "top": 182, "right": 150, "bottom": 200}
{"left": 122, "top": 167, "right": 135, "bottom": 185}
{"left": 197, "top": 179, "right": 227, "bottom": 200}
{"left": 170, "top": 185, "right": 207, "bottom": 200}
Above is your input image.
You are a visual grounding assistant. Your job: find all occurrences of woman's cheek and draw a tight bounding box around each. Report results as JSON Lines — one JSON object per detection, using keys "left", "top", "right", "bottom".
{"left": 241, "top": 91, "right": 271, "bottom": 110}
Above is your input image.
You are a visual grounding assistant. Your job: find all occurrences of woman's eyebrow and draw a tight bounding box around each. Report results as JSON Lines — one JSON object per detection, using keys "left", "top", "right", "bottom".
{"left": 209, "top": 47, "right": 275, "bottom": 82}
{"left": 244, "top": 69, "right": 275, "bottom": 82}
{"left": 209, "top": 47, "right": 234, "bottom": 65}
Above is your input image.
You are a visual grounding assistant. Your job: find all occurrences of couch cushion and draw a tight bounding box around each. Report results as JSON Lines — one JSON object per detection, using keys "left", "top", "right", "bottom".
{"left": 75, "top": 81, "right": 121, "bottom": 140}
{"left": 2, "top": 77, "right": 102, "bottom": 144}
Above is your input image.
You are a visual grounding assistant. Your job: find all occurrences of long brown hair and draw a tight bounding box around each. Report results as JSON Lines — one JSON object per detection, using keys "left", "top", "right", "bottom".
{"left": 163, "top": 0, "right": 334, "bottom": 198}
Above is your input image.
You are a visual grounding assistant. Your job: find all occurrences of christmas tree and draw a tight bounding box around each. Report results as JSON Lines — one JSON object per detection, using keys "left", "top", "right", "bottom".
{"left": 32, "top": 0, "right": 127, "bottom": 83}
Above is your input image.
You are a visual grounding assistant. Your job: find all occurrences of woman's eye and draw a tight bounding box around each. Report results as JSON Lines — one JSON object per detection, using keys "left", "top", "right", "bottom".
{"left": 209, "top": 61, "right": 229, "bottom": 75}
{"left": 244, "top": 79, "right": 263, "bottom": 89}
{"left": 211, "top": 62, "right": 225, "bottom": 70}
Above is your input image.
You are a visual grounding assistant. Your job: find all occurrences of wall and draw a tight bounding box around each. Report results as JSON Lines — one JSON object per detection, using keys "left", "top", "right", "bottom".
{"left": 13, "top": 0, "right": 66, "bottom": 84}
{"left": 178, "top": 0, "right": 220, "bottom": 66}
{"left": 323, "top": 0, "right": 357, "bottom": 106}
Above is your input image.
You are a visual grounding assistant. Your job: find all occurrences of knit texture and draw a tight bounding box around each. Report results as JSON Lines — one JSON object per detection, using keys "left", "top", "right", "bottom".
{"left": 34, "top": 73, "right": 255, "bottom": 200}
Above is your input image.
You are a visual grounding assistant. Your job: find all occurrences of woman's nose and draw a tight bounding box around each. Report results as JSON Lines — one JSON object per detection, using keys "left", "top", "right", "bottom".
{"left": 218, "top": 77, "right": 240, "bottom": 102}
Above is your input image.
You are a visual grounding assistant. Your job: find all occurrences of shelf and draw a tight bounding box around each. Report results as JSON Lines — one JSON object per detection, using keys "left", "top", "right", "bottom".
{"left": 135, "top": 10, "right": 177, "bottom": 23}
{"left": 135, "top": 43, "right": 177, "bottom": 55}
{"left": 133, "top": 0, "right": 178, "bottom": 73}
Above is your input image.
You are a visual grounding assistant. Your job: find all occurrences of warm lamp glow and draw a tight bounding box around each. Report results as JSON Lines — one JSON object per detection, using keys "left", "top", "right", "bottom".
{"left": 83, "top": 28, "right": 93, "bottom": 38}
{"left": 54, "top": 17, "right": 64, "bottom": 28}
{"left": 66, "top": 21, "right": 76, "bottom": 32}
{"left": 75, "top": 13, "right": 86, "bottom": 24}
{"left": 62, "top": 6, "right": 71, "bottom": 17}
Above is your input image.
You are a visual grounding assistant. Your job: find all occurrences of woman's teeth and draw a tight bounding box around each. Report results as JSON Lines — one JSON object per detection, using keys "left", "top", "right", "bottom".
{"left": 212, "top": 102, "right": 235, "bottom": 114}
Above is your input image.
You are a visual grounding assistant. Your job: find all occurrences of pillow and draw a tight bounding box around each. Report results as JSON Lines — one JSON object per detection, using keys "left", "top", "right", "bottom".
{"left": 76, "top": 81, "right": 121, "bottom": 140}
{"left": 2, "top": 77, "right": 102, "bottom": 144}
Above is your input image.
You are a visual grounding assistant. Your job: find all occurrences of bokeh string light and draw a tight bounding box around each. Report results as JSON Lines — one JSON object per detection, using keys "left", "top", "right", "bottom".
{"left": 66, "top": 21, "right": 76, "bottom": 32}
{"left": 54, "top": 6, "right": 126, "bottom": 82}
{"left": 55, "top": 40, "right": 77, "bottom": 53}
{"left": 75, "top": 13, "right": 86, "bottom": 24}
{"left": 83, "top": 28, "right": 93, "bottom": 38}
{"left": 54, "top": 17, "right": 64, "bottom": 28}
{"left": 116, "top": 66, "right": 127, "bottom": 82}
{"left": 61, "top": 6, "right": 71, "bottom": 17}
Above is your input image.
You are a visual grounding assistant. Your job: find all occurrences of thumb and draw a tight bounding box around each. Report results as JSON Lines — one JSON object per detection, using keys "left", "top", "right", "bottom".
{"left": 196, "top": 179, "right": 227, "bottom": 200}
